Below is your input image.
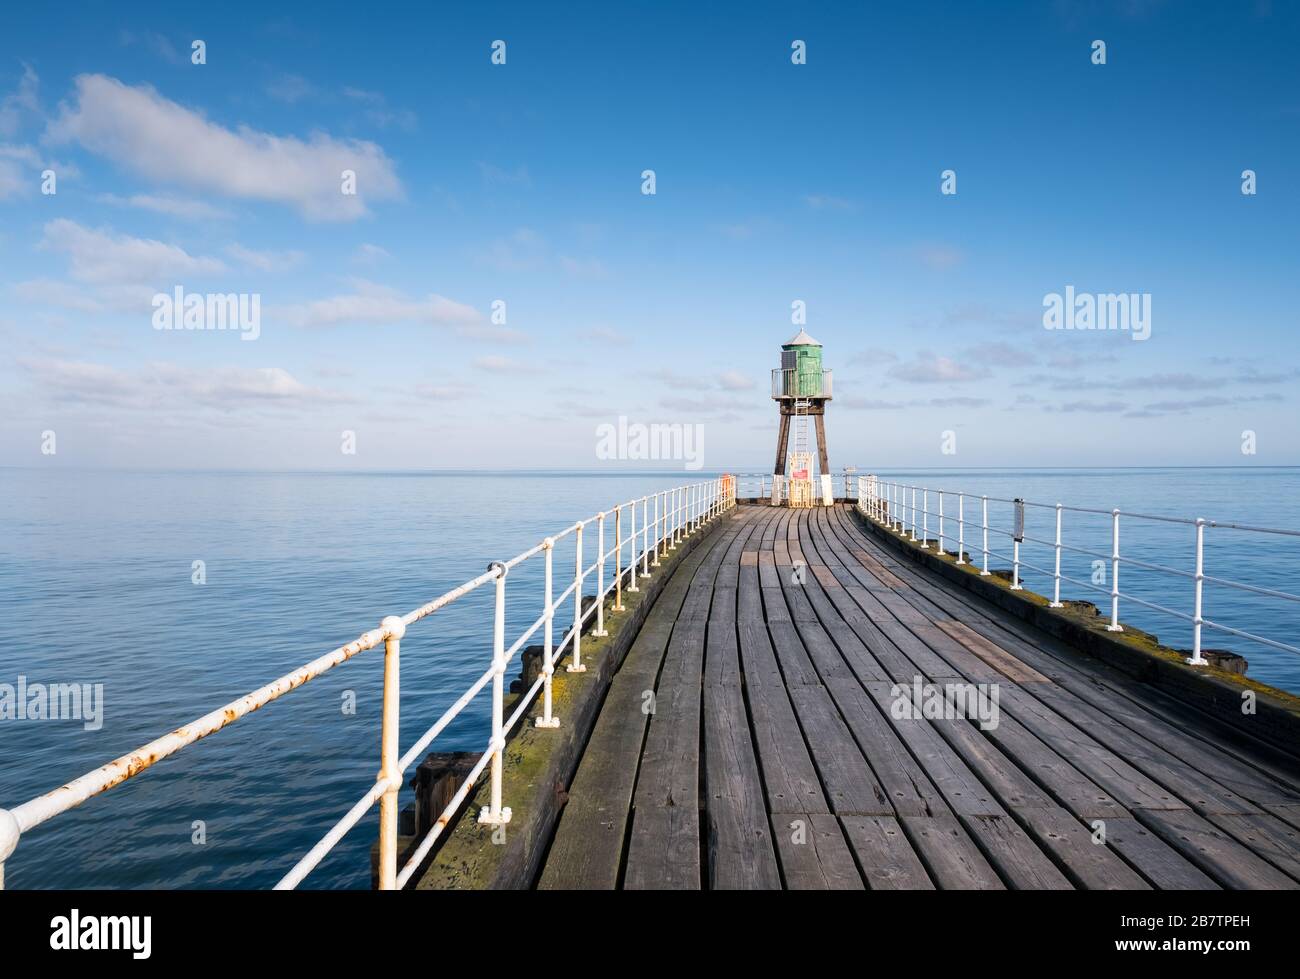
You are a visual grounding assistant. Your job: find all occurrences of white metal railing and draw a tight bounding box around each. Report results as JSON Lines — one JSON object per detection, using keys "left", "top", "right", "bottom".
{"left": 857, "top": 477, "right": 1300, "bottom": 667}
{"left": 0, "top": 477, "right": 738, "bottom": 890}
{"left": 770, "top": 368, "right": 832, "bottom": 399}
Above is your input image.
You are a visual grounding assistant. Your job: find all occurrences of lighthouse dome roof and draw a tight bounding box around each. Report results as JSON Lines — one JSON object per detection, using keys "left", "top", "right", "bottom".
{"left": 783, "top": 328, "right": 821, "bottom": 347}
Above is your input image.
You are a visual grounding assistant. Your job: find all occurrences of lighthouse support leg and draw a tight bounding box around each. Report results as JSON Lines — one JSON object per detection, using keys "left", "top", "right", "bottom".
{"left": 814, "top": 410, "right": 833, "bottom": 505}
{"left": 773, "top": 410, "right": 790, "bottom": 475}
{"left": 814, "top": 410, "right": 830, "bottom": 476}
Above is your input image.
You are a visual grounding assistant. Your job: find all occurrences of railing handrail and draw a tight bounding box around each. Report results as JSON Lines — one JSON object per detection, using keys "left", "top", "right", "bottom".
{"left": 0, "top": 476, "right": 740, "bottom": 890}
{"left": 856, "top": 476, "right": 1300, "bottom": 668}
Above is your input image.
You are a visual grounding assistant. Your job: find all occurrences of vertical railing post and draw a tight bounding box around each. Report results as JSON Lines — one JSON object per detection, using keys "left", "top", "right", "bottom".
{"left": 594, "top": 513, "right": 608, "bottom": 636}
{"left": 477, "top": 565, "right": 512, "bottom": 827}
{"left": 653, "top": 492, "right": 662, "bottom": 566}
{"left": 569, "top": 524, "right": 587, "bottom": 672}
{"left": 0, "top": 810, "right": 18, "bottom": 891}
{"left": 980, "top": 496, "right": 990, "bottom": 575}
{"left": 670, "top": 488, "right": 679, "bottom": 548}
{"left": 1050, "top": 504, "right": 1064, "bottom": 607}
{"left": 1190, "top": 519, "right": 1207, "bottom": 665}
{"left": 956, "top": 494, "right": 966, "bottom": 565}
{"left": 1108, "top": 509, "right": 1123, "bottom": 632}
{"left": 536, "top": 538, "right": 559, "bottom": 727}
{"left": 641, "top": 496, "right": 650, "bottom": 577}
{"left": 921, "top": 488, "right": 929, "bottom": 548}
{"left": 614, "top": 505, "right": 626, "bottom": 610}
{"left": 910, "top": 487, "right": 917, "bottom": 541}
{"left": 377, "top": 614, "right": 405, "bottom": 889}
{"left": 938, "top": 491, "right": 945, "bottom": 555}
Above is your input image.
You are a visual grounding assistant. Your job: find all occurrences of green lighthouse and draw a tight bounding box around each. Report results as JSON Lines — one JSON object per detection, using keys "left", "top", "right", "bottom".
{"left": 771, "top": 329, "right": 833, "bottom": 503}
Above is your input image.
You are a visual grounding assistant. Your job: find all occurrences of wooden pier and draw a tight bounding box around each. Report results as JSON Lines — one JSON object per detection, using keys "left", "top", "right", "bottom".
{"left": 522, "top": 504, "right": 1300, "bottom": 890}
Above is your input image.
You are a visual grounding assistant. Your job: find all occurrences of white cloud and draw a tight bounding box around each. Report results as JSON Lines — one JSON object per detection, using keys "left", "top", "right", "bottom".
{"left": 456, "top": 323, "right": 530, "bottom": 345}
{"left": 474, "top": 355, "right": 542, "bottom": 374}
{"left": 578, "top": 326, "right": 631, "bottom": 346}
{"left": 47, "top": 74, "right": 403, "bottom": 220}
{"left": 0, "top": 142, "right": 75, "bottom": 201}
{"left": 559, "top": 255, "right": 606, "bottom": 278}
{"left": 98, "top": 192, "right": 232, "bottom": 221}
{"left": 962, "top": 341, "right": 1037, "bottom": 367}
{"left": 888, "top": 353, "right": 990, "bottom": 384}
{"left": 38, "top": 218, "right": 225, "bottom": 285}
{"left": 11, "top": 278, "right": 104, "bottom": 313}
{"left": 352, "top": 243, "right": 390, "bottom": 265}
{"left": 266, "top": 74, "right": 316, "bottom": 104}
{"left": 0, "top": 158, "right": 22, "bottom": 199}
{"left": 274, "top": 280, "right": 479, "bottom": 328}
{"left": 914, "top": 243, "right": 965, "bottom": 269}
{"left": 0, "top": 64, "right": 40, "bottom": 137}
{"left": 18, "top": 357, "right": 349, "bottom": 410}
{"left": 717, "top": 370, "right": 755, "bottom": 390}
{"left": 226, "top": 243, "right": 306, "bottom": 272}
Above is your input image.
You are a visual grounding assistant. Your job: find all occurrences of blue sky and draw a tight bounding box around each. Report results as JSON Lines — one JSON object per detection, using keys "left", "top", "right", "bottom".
{"left": 1, "top": 0, "right": 1296, "bottom": 471}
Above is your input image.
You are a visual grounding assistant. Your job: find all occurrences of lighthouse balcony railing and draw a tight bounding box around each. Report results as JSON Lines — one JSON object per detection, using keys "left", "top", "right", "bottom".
{"left": 771, "top": 368, "right": 832, "bottom": 399}
{"left": 0, "top": 478, "right": 739, "bottom": 890}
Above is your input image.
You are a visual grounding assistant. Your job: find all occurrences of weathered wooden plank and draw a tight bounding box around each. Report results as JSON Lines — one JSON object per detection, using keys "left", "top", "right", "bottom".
{"left": 737, "top": 522, "right": 829, "bottom": 815}
{"left": 949, "top": 699, "right": 1129, "bottom": 820}
{"left": 538, "top": 512, "right": 745, "bottom": 889}
{"left": 767, "top": 619, "right": 822, "bottom": 686}
{"left": 1267, "top": 804, "right": 1300, "bottom": 833}
{"left": 788, "top": 683, "right": 892, "bottom": 815}
{"left": 625, "top": 515, "right": 756, "bottom": 888}
{"left": 770, "top": 812, "right": 864, "bottom": 890}
{"left": 890, "top": 681, "right": 1060, "bottom": 812}
{"left": 1206, "top": 812, "right": 1300, "bottom": 883}
{"left": 703, "top": 518, "right": 782, "bottom": 890}
{"left": 861, "top": 683, "right": 1003, "bottom": 817}
{"left": 841, "top": 815, "right": 934, "bottom": 890}
{"left": 1015, "top": 807, "right": 1150, "bottom": 890}
{"left": 1136, "top": 808, "right": 1300, "bottom": 889}
{"left": 937, "top": 619, "right": 1052, "bottom": 683}
{"left": 900, "top": 813, "right": 1004, "bottom": 889}
{"left": 827, "top": 677, "right": 950, "bottom": 818}
{"left": 1100, "top": 816, "right": 1220, "bottom": 889}
{"left": 959, "top": 814, "right": 1074, "bottom": 890}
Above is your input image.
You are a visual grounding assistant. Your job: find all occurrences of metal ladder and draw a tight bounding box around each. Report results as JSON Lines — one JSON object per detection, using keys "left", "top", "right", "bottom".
{"left": 792, "top": 398, "right": 811, "bottom": 460}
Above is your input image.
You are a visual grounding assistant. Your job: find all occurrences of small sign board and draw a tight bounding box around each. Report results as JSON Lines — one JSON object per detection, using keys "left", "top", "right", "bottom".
{"left": 1013, "top": 498, "right": 1025, "bottom": 542}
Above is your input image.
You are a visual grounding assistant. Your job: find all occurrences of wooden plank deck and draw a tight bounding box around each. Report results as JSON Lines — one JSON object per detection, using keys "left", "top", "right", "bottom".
{"left": 537, "top": 504, "right": 1300, "bottom": 890}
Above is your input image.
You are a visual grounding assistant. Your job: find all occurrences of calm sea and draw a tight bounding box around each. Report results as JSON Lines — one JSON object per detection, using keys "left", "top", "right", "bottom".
{"left": 1, "top": 467, "right": 1297, "bottom": 889}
